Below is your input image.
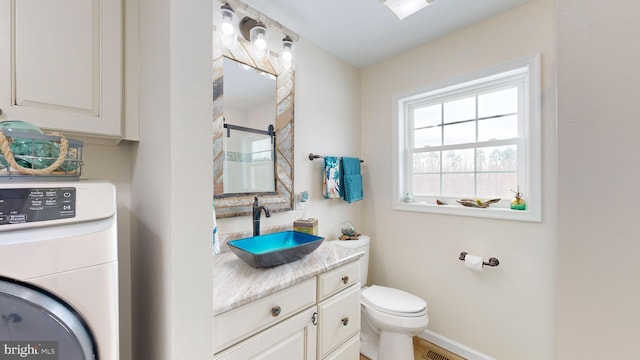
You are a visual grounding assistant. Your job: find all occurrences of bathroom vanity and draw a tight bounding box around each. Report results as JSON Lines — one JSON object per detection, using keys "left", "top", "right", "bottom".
{"left": 212, "top": 241, "right": 362, "bottom": 359}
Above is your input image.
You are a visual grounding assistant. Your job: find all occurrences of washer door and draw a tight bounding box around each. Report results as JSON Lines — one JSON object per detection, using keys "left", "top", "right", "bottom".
{"left": 0, "top": 279, "right": 97, "bottom": 360}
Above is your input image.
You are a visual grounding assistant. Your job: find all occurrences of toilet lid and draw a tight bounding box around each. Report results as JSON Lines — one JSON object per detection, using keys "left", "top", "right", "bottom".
{"left": 362, "top": 285, "right": 427, "bottom": 317}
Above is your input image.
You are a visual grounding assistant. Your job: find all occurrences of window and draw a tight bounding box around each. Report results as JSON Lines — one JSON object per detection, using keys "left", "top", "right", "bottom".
{"left": 393, "top": 55, "right": 541, "bottom": 221}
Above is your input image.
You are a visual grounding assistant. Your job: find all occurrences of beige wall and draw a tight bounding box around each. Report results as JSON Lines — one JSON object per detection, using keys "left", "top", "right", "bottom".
{"left": 216, "top": 38, "right": 363, "bottom": 240}
{"left": 129, "top": 0, "right": 214, "bottom": 358}
{"left": 556, "top": 0, "right": 640, "bottom": 358}
{"left": 360, "top": 0, "right": 556, "bottom": 358}
{"left": 81, "top": 143, "right": 133, "bottom": 360}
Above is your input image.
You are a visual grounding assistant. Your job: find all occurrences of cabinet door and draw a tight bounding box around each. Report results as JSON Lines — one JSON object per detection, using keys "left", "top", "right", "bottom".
{"left": 323, "top": 334, "right": 360, "bottom": 360}
{"left": 318, "top": 284, "right": 361, "bottom": 358}
{"left": 0, "top": 0, "right": 123, "bottom": 140}
{"left": 216, "top": 306, "right": 317, "bottom": 360}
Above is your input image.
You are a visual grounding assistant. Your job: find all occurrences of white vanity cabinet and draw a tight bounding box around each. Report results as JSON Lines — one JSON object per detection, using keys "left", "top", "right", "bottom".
{"left": 0, "top": 0, "right": 128, "bottom": 141}
{"left": 213, "top": 260, "right": 362, "bottom": 360}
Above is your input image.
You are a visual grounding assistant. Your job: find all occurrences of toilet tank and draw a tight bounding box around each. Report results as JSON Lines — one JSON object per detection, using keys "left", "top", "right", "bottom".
{"left": 332, "top": 235, "right": 370, "bottom": 285}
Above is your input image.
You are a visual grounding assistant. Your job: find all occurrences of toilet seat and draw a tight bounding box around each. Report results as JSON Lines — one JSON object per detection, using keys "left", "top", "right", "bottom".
{"left": 362, "top": 285, "right": 427, "bottom": 317}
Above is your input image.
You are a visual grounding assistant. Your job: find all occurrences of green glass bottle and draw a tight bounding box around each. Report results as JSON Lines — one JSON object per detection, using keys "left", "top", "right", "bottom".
{"left": 511, "top": 186, "right": 526, "bottom": 210}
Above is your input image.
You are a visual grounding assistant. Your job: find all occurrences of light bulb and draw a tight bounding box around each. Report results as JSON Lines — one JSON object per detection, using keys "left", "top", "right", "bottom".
{"left": 254, "top": 38, "right": 267, "bottom": 50}
{"left": 220, "top": 20, "right": 234, "bottom": 36}
{"left": 250, "top": 22, "right": 268, "bottom": 59}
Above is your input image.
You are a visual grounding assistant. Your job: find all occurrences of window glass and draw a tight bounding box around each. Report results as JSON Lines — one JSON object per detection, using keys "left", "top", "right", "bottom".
{"left": 478, "top": 88, "right": 518, "bottom": 118}
{"left": 442, "top": 149, "right": 474, "bottom": 172}
{"left": 413, "top": 152, "right": 440, "bottom": 173}
{"left": 414, "top": 127, "right": 441, "bottom": 148}
{"left": 414, "top": 104, "right": 441, "bottom": 128}
{"left": 478, "top": 115, "right": 518, "bottom": 141}
{"left": 476, "top": 145, "right": 517, "bottom": 172}
{"left": 477, "top": 173, "right": 517, "bottom": 198}
{"left": 413, "top": 174, "right": 440, "bottom": 195}
{"left": 442, "top": 173, "right": 474, "bottom": 197}
{"left": 443, "top": 121, "right": 476, "bottom": 145}
{"left": 443, "top": 97, "right": 475, "bottom": 123}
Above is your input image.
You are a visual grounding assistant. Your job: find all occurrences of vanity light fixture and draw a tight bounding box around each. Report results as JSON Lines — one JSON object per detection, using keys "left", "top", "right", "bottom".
{"left": 281, "top": 36, "right": 294, "bottom": 70}
{"left": 217, "top": 3, "right": 238, "bottom": 48}
{"left": 383, "top": 0, "right": 432, "bottom": 20}
{"left": 220, "top": 0, "right": 299, "bottom": 68}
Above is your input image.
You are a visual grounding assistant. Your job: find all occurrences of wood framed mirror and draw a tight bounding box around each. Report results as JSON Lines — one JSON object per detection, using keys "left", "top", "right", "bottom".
{"left": 212, "top": 42, "right": 294, "bottom": 218}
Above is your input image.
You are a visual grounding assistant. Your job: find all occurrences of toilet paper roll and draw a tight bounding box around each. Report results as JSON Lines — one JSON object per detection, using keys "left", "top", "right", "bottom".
{"left": 464, "top": 254, "right": 484, "bottom": 272}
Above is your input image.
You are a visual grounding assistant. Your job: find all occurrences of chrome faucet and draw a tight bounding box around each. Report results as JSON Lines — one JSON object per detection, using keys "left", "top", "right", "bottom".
{"left": 252, "top": 196, "right": 271, "bottom": 236}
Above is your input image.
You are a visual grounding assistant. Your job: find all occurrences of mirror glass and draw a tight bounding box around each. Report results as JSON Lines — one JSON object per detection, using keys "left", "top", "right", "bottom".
{"left": 212, "top": 48, "right": 295, "bottom": 218}
{"left": 223, "top": 125, "right": 275, "bottom": 193}
{"left": 222, "top": 57, "right": 276, "bottom": 194}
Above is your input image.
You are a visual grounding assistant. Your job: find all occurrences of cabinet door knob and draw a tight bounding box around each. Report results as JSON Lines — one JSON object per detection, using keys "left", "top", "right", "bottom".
{"left": 271, "top": 306, "right": 281, "bottom": 317}
{"left": 341, "top": 317, "right": 349, "bottom": 326}
{"left": 341, "top": 276, "right": 349, "bottom": 284}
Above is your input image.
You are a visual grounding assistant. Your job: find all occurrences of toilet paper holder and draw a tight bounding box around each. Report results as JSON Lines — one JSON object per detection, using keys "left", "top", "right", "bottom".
{"left": 459, "top": 252, "right": 500, "bottom": 267}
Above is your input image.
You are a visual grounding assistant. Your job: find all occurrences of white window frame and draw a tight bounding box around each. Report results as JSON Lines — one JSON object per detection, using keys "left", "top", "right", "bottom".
{"left": 392, "top": 55, "right": 541, "bottom": 222}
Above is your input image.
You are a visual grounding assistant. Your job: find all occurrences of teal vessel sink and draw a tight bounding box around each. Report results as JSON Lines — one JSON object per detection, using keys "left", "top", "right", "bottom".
{"left": 227, "top": 231, "right": 325, "bottom": 268}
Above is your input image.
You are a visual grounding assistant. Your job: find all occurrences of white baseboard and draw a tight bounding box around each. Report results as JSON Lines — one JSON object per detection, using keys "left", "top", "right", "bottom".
{"left": 418, "top": 329, "right": 496, "bottom": 360}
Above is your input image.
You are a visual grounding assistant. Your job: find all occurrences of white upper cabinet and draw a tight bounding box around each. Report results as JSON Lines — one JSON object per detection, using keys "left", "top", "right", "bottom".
{"left": 0, "top": 0, "right": 132, "bottom": 141}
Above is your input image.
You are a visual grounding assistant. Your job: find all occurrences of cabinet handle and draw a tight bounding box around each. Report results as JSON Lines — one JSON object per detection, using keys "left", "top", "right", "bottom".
{"left": 341, "top": 317, "right": 349, "bottom": 326}
{"left": 341, "top": 276, "right": 349, "bottom": 284}
{"left": 0, "top": 107, "right": 3, "bottom": 115}
{"left": 271, "top": 306, "right": 281, "bottom": 317}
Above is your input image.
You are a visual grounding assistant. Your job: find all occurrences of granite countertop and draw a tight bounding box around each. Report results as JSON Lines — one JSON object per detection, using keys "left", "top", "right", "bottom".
{"left": 213, "top": 240, "right": 362, "bottom": 315}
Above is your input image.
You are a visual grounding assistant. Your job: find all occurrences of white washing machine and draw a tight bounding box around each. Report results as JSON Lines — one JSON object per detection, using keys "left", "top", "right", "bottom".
{"left": 0, "top": 181, "right": 119, "bottom": 359}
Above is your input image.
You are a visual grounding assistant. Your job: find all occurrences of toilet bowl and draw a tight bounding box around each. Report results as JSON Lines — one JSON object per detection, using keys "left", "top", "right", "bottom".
{"left": 333, "top": 235, "right": 429, "bottom": 360}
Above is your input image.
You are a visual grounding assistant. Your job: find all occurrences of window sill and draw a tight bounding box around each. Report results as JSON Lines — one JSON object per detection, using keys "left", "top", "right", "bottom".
{"left": 393, "top": 201, "right": 541, "bottom": 222}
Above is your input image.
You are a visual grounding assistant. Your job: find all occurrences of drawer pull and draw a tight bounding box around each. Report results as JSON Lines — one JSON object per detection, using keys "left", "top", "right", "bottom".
{"left": 341, "top": 276, "right": 349, "bottom": 284}
{"left": 341, "top": 317, "right": 349, "bottom": 326}
{"left": 271, "top": 306, "right": 281, "bottom": 317}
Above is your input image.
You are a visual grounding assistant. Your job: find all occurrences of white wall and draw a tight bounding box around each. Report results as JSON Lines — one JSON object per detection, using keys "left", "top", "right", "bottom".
{"left": 130, "top": 0, "right": 214, "bottom": 359}
{"left": 81, "top": 143, "right": 133, "bottom": 360}
{"left": 216, "top": 38, "right": 363, "bottom": 240}
{"left": 360, "top": 0, "right": 556, "bottom": 359}
{"left": 556, "top": 1, "right": 640, "bottom": 358}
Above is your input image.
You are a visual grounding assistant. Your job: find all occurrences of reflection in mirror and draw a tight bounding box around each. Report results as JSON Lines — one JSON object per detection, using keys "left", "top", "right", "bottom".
{"left": 222, "top": 57, "right": 277, "bottom": 194}
{"left": 223, "top": 123, "right": 275, "bottom": 193}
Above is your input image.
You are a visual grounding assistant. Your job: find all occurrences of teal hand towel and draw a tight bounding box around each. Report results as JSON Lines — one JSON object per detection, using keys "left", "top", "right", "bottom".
{"left": 323, "top": 156, "right": 341, "bottom": 199}
{"left": 341, "top": 157, "right": 363, "bottom": 203}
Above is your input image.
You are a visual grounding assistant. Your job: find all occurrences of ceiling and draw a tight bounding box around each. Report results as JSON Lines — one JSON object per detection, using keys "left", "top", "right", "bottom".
{"left": 240, "top": 0, "right": 530, "bottom": 69}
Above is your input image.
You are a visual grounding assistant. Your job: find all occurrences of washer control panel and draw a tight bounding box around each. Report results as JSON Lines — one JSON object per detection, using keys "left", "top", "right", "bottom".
{"left": 0, "top": 187, "right": 76, "bottom": 225}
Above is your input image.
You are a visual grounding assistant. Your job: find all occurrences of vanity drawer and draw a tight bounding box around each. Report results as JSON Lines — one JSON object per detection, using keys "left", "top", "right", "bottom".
{"left": 214, "top": 277, "right": 317, "bottom": 353}
{"left": 317, "top": 260, "right": 360, "bottom": 301}
{"left": 318, "top": 283, "right": 361, "bottom": 358}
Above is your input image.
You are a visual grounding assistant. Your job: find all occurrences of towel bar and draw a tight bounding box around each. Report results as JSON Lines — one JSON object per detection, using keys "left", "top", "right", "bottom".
{"left": 308, "top": 153, "right": 364, "bottom": 162}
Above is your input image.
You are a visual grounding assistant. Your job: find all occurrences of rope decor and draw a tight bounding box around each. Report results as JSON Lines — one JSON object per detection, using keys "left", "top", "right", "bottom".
{"left": 0, "top": 130, "right": 69, "bottom": 175}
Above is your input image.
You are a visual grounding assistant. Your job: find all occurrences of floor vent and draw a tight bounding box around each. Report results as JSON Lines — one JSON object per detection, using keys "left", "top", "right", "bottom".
{"left": 414, "top": 336, "right": 467, "bottom": 360}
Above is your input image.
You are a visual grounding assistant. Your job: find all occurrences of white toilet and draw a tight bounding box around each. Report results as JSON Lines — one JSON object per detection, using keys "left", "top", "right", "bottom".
{"left": 333, "top": 235, "right": 429, "bottom": 360}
